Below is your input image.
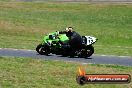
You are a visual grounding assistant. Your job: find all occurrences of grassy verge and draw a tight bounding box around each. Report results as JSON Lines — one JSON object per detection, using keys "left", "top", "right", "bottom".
{"left": 0, "top": 2, "right": 132, "bottom": 56}
{"left": 0, "top": 56, "right": 131, "bottom": 88}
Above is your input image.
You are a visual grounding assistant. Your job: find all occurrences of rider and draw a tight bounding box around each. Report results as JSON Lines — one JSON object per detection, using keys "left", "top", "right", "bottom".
{"left": 58, "top": 27, "right": 83, "bottom": 56}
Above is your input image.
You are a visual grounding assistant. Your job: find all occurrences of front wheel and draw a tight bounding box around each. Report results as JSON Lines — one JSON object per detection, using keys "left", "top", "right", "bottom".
{"left": 79, "top": 45, "right": 94, "bottom": 58}
{"left": 36, "top": 44, "right": 50, "bottom": 55}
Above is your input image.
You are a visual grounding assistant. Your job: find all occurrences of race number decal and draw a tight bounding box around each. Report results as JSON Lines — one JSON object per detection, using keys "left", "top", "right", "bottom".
{"left": 85, "top": 36, "right": 97, "bottom": 45}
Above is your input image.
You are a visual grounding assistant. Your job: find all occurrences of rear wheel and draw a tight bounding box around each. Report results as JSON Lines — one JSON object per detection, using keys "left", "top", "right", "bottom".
{"left": 79, "top": 45, "right": 94, "bottom": 58}
{"left": 36, "top": 44, "right": 50, "bottom": 55}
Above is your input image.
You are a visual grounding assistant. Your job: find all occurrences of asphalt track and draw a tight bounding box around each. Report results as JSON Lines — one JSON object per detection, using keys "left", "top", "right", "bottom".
{"left": 0, "top": 48, "right": 132, "bottom": 66}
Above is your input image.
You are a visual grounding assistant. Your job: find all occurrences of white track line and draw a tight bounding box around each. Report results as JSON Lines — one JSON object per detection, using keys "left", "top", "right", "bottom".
{"left": 95, "top": 54, "right": 132, "bottom": 58}
{"left": 0, "top": 48, "right": 34, "bottom": 52}
{"left": 95, "top": 45, "right": 132, "bottom": 49}
{"left": 0, "top": 48, "right": 131, "bottom": 58}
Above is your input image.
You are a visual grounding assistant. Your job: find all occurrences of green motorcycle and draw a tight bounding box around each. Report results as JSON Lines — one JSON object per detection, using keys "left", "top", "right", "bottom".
{"left": 36, "top": 32, "right": 98, "bottom": 58}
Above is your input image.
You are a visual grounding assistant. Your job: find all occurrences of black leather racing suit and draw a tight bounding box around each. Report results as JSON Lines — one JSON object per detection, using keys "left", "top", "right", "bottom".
{"left": 59, "top": 31, "right": 83, "bottom": 54}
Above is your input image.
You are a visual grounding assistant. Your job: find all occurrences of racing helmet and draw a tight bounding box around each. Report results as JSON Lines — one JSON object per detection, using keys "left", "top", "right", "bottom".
{"left": 65, "top": 27, "right": 73, "bottom": 32}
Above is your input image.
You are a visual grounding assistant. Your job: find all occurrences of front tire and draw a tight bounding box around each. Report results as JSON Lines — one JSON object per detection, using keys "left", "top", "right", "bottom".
{"left": 36, "top": 44, "right": 50, "bottom": 55}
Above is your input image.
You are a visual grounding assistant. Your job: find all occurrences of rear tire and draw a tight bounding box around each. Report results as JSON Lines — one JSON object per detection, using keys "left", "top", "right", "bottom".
{"left": 79, "top": 45, "right": 94, "bottom": 58}
{"left": 86, "top": 45, "right": 94, "bottom": 57}
{"left": 36, "top": 44, "right": 50, "bottom": 55}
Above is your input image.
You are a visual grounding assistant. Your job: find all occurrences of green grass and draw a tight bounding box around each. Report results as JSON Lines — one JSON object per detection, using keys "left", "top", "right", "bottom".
{"left": 0, "top": 2, "right": 132, "bottom": 56}
{"left": 0, "top": 56, "right": 131, "bottom": 88}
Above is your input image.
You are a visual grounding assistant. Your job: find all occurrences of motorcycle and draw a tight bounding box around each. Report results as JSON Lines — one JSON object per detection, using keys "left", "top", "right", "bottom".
{"left": 36, "top": 32, "right": 98, "bottom": 58}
